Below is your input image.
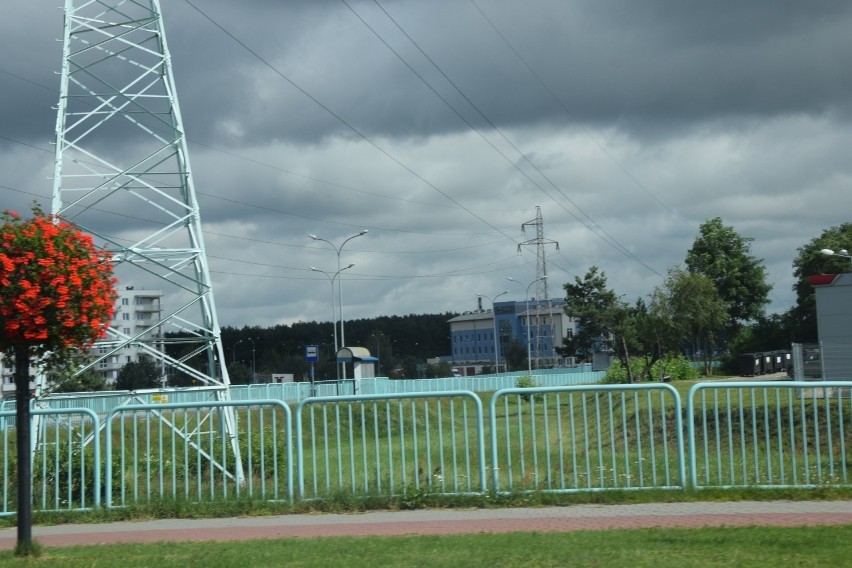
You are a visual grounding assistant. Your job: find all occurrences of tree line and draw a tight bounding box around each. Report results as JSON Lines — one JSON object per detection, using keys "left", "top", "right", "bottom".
{"left": 48, "top": 218, "right": 852, "bottom": 390}
{"left": 558, "top": 218, "right": 852, "bottom": 381}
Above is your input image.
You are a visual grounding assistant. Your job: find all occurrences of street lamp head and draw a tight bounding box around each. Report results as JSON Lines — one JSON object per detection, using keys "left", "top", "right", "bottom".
{"left": 820, "top": 248, "right": 835, "bottom": 256}
{"left": 308, "top": 234, "right": 318, "bottom": 240}
{"left": 358, "top": 229, "right": 368, "bottom": 236}
{"left": 342, "top": 263, "right": 355, "bottom": 270}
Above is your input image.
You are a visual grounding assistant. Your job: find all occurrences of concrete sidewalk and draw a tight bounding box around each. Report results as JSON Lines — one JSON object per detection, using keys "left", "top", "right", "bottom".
{"left": 2, "top": 500, "right": 852, "bottom": 549}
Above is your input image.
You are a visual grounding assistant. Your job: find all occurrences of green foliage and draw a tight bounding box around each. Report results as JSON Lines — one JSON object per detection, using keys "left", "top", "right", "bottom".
{"left": 560, "top": 266, "right": 621, "bottom": 360}
{"left": 46, "top": 350, "right": 110, "bottom": 393}
{"left": 515, "top": 375, "right": 537, "bottom": 389}
{"left": 399, "top": 485, "right": 432, "bottom": 510}
{"left": 685, "top": 217, "right": 771, "bottom": 329}
{"left": 227, "top": 361, "right": 253, "bottom": 385}
{"left": 515, "top": 375, "right": 539, "bottom": 400}
{"left": 604, "top": 354, "right": 698, "bottom": 384}
{"left": 788, "top": 222, "right": 852, "bottom": 343}
{"left": 115, "top": 357, "right": 162, "bottom": 390}
{"left": 51, "top": 368, "right": 108, "bottom": 393}
{"left": 661, "top": 266, "right": 728, "bottom": 375}
{"left": 652, "top": 354, "right": 698, "bottom": 382}
{"left": 603, "top": 359, "right": 631, "bottom": 384}
{"left": 425, "top": 360, "right": 453, "bottom": 378}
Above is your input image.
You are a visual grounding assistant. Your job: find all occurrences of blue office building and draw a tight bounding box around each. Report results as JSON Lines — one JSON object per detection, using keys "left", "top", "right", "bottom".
{"left": 448, "top": 298, "right": 576, "bottom": 374}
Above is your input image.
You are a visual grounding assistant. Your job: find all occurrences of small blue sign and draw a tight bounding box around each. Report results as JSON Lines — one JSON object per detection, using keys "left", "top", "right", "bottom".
{"left": 305, "top": 344, "right": 319, "bottom": 363}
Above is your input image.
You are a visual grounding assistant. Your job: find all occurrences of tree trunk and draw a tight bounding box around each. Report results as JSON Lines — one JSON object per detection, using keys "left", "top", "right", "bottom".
{"left": 621, "top": 335, "right": 634, "bottom": 384}
{"left": 14, "top": 344, "right": 32, "bottom": 553}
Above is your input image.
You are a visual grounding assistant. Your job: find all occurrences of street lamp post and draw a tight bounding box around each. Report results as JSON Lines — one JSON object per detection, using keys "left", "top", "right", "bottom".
{"left": 476, "top": 290, "right": 508, "bottom": 373}
{"left": 311, "top": 264, "right": 354, "bottom": 379}
{"left": 309, "top": 231, "right": 367, "bottom": 380}
{"left": 232, "top": 338, "right": 246, "bottom": 365}
{"left": 820, "top": 248, "right": 852, "bottom": 269}
{"left": 507, "top": 275, "right": 547, "bottom": 376}
{"left": 249, "top": 337, "right": 257, "bottom": 384}
{"left": 373, "top": 331, "right": 385, "bottom": 375}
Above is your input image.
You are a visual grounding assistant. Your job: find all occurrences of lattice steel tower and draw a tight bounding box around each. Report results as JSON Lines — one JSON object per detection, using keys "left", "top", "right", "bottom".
{"left": 518, "top": 206, "right": 559, "bottom": 367}
{"left": 49, "top": 0, "right": 243, "bottom": 482}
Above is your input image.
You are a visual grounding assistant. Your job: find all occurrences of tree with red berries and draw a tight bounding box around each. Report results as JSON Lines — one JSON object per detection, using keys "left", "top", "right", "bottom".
{"left": 0, "top": 206, "right": 116, "bottom": 554}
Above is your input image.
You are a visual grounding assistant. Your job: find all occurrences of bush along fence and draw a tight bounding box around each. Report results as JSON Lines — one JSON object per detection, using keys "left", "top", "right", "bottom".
{"left": 1, "top": 380, "right": 852, "bottom": 515}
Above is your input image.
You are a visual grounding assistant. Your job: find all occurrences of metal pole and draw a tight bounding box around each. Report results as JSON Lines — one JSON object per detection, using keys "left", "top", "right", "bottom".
{"left": 250, "top": 337, "right": 257, "bottom": 384}
{"left": 311, "top": 264, "right": 353, "bottom": 379}
{"left": 508, "top": 276, "right": 546, "bottom": 376}
{"left": 14, "top": 345, "right": 32, "bottom": 551}
{"left": 309, "top": 231, "right": 367, "bottom": 380}
{"left": 477, "top": 291, "right": 508, "bottom": 373}
{"left": 232, "top": 338, "right": 245, "bottom": 364}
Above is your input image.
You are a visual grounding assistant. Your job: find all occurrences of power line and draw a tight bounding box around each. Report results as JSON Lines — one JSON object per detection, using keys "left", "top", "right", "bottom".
{"left": 470, "top": 0, "right": 691, "bottom": 227}
{"left": 362, "top": 0, "right": 661, "bottom": 277}
{"left": 182, "top": 0, "right": 520, "bottom": 246}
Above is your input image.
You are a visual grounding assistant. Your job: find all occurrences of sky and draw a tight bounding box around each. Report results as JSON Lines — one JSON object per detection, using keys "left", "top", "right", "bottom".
{"left": 1, "top": 0, "right": 851, "bottom": 333}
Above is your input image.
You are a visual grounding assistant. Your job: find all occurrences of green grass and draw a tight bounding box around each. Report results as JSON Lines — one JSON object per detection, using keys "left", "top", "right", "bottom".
{"left": 2, "top": 525, "right": 852, "bottom": 566}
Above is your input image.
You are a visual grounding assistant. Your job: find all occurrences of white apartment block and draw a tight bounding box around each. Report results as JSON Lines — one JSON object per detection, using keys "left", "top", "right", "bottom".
{"left": 93, "top": 287, "right": 164, "bottom": 384}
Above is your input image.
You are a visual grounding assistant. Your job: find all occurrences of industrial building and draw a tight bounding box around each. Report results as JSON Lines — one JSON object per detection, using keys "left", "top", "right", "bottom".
{"left": 448, "top": 297, "right": 576, "bottom": 375}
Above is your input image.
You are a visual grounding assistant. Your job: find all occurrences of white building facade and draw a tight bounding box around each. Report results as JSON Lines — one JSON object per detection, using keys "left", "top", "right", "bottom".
{"left": 93, "top": 287, "right": 164, "bottom": 384}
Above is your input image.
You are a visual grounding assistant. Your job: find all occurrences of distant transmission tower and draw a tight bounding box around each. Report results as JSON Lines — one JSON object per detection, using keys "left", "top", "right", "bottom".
{"left": 518, "top": 206, "right": 559, "bottom": 367}
{"left": 48, "top": 0, "right": 243, "bottom": 483}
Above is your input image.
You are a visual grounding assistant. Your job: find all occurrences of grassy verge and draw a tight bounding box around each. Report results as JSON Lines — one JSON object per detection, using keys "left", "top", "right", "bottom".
{"left": 2, "top": 525, "right": 852, "bottom": 567}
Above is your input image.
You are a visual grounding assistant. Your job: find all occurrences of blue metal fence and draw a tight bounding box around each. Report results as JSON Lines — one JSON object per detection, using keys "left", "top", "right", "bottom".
{"left": 1, "top": 407, "right": 100, "bottom": 514}
{"left": 295, "top": 391, "right": 486, "bottom": 500}
{"left": 490, "top": 384, "right": 685, "bottom": 494}
{"left": 103, "top": 400, "right": 292, "bottom": 507}
{"left": 687, "top": 381, "right": 852, "bottom": 489}
{"left": 1, "top": 379, "right": 851, "bottom": 515}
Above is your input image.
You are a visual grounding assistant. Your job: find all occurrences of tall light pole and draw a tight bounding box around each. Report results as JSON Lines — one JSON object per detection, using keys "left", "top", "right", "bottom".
{"left": 507, "top": 275, "right": 547, "bottom": 376}
{"left": 232, "top": 338, "right": 246, "bottom": 364}
{"left": 476, "top": 290, "right": 508, "bottom": 373}
{"left": 311, "top": 264, "right": 354, "bottom": 379}
{"left": 249, "top": 337, "right": 257, "bottom": 384}
{"left": 820, "top": 248, "right": 852, "bottom": 269}
{"left": 309, "top": 230, "right": 367, "bottom": 353}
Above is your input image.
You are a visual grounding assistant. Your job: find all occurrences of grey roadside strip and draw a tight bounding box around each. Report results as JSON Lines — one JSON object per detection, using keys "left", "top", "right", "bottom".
{"left": 2, "top": 500, "right": 852, "bottom": 541}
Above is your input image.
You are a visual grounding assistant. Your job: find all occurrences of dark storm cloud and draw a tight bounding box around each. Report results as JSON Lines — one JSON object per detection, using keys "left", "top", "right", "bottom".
{"left": 3, "top": 0, "right": 852, "bottom": 327}
{"left": 158, "top": 0, "right": 852, "bottom": 147}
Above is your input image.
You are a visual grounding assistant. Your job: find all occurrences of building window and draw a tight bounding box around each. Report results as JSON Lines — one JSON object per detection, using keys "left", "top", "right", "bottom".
{"left": 122, "top": 313, "right": 130, "bottom": 320}
{"left": 122, "top": 298, "right": 129, "bottom": 306}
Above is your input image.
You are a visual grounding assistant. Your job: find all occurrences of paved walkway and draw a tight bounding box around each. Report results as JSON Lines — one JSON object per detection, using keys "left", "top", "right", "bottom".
{"left": 2, "top": 501, "right": 852, "bottom": 548}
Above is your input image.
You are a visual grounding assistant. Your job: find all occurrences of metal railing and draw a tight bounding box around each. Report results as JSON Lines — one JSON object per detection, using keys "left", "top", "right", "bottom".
{"left": 2, "top": 380, "right": 851, "bottom": 516}
{"left": 295, "top": 391, "right": 486, "bottom": 499}
{"left": 490, "top": 384, "right": 685, "bottom": 494}
{"left": 103, "top": 400, "right": 292, "bottom": 507}
{"left": 687, "top": 381, "right": 852, "bottom": 488}
{"left": 1, "top": 407, "right": 100, "bottom": 514}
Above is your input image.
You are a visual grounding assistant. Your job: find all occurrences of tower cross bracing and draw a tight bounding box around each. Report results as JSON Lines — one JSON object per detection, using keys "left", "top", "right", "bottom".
{"left": 48, "top": 0, "right": 243, "bottom": 483}
{"left": 518, "top": 206, "right": 559, "bottom": 368}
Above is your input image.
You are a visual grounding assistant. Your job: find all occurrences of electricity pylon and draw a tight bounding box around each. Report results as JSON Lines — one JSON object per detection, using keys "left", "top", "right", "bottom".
{"left": 518, "top": 206, "right": 559, "bottom": 368}
{"left": 47, "top": 0, "right": 244, "bottom": 484}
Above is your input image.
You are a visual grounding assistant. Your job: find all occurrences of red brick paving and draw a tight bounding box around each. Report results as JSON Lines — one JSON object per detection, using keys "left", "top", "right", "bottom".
{"left": 2, "top": 501, "right": 852, "bottom": 548}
